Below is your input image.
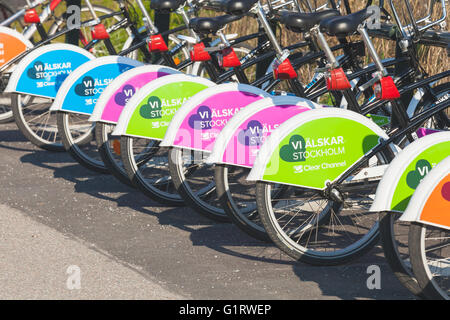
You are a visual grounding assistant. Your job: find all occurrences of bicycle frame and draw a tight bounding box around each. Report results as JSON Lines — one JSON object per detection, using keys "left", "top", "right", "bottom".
{"left": 333, "top": 94, "right": 450, "bottom": 189}
{"left": 0, "top": 0, "right": 50, "bottom": 40}
{"left": 245, "top": 1, "right": 449, "bottom": 195}
{"left": 0, "top": 7, "right": 126, "bottom": 75}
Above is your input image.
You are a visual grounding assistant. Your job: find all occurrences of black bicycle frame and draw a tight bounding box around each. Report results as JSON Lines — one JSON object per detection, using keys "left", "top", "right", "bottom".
{"left": 333, "top": 95, "right": 450, "bottom": 188}
{"left": 0, "top": 9, "right": 127, "bottom": 74}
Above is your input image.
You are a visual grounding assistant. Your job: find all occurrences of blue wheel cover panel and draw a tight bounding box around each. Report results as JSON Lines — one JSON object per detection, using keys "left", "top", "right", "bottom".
{"left": 60, "top": 63, "right": 136, "bottom": 114}
{"left": 16, "top": 49, "right": 91, "bottom": 98}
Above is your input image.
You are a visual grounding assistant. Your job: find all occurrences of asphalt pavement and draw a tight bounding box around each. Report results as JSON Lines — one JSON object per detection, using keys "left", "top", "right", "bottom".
{"left": 1, "top": 0, "right": 416, "bottom": 300}
{"left": 0, "top": 121, "right": 415, "bottom": 299}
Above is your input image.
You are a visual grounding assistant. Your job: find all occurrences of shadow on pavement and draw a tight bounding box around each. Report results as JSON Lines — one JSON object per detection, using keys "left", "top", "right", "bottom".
{"left": 12, "top": 137, "right": 416, "bottom": 300}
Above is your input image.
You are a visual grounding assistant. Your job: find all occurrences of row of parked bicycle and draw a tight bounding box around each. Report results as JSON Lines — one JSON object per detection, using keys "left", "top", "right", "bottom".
{"left": 0, "top": 0, "right": 448, "bottom": 299}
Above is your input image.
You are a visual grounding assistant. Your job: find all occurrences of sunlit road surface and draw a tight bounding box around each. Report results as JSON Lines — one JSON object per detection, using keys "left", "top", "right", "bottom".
{"left": 0, "top": 121, "right": 417, "bottom": 300}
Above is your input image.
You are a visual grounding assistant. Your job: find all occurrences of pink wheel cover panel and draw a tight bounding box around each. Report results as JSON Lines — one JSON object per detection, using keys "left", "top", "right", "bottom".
{"left": 222, "top": 105, "right": 311, "bottom": 167}
{"left": 100, "top": 71, "right": 170, "bottom": 123}
{"left": 173, "top": 91, "right": 264, "bottom": 152}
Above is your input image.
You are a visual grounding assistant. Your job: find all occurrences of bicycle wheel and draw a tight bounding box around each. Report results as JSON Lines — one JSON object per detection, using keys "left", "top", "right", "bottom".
{"left": 211, "top": 79, "right": 343, "bottom": 240}
{"left": 256, "top": 150, "right": 391, "bottom": 266}
{"left": 215, "top": 164, "right": 270, "bottom": 239}
{"left": 122, "top": 44, "right": 254, "bottom": 216}
{"left": 378, "top": 82, "right": 449, "bottom": 296}
{"left": 121, "top": 136, "right": 184, "bottom": 206}
{"left": 95, "top": 122, "right": 135, "bottom": 186}
{"left": 168, "top": 147, "right": 228, "bottom": 221}
{"left": 0, "top": 74, "right": 13, "bottom": 124}
{"left": 409, "top": 223, "right": 450, "bottom": 300}
{"left": 11, "top": 93, "right": 64, "bottom": 151}
{"left": 56, "top": 111, "right": 102, "bottom": 172}
{"left": 379, "top": 212, "right": 424, "bottom": 297}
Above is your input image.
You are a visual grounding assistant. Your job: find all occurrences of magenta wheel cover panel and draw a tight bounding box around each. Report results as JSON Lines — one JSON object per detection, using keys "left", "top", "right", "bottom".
{"left": 162, "top": 84, "right": 269, "bottom": 152}
{"left": 222, "top": 105, "right": 310, "bottom": 167}
{"left": 100, "top": 71, "right": 171, "bottom": 123}
{"left": 206, "top": 96, "right": 324, "bottom": 168}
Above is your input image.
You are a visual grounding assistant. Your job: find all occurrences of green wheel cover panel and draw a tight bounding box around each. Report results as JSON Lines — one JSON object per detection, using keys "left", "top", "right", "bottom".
{"left": 262, "top": 117, "right": 382, "bottom": 189}
{"left": 391, "top": 141, "right": 450, "bottom": 211}
{"left": 125, "top": 81, "right": 209, "bottom": 140}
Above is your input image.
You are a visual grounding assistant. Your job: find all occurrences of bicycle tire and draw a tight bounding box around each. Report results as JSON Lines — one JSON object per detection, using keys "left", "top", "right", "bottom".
{"left": 95, "top": 122, "right": 135, "bottom": 186}
{"left": 378, "top": 82, "right": 449, "bottom": 298}
{"left": 56, "top": 111, "right": 104, "bottom": 173}
{"left": 379, "top": 212, "right": 425, "bottom": 297}
{"left": 120, "top": 135, "right": 185, "bottom": 206}
{"left": 168, "top": 147, "right": 229, "bottom": 222}
{"left": 215, "top": 164, "right": 270, "bottom": 240}
{"left": 256, "top": 149, "right": 391, "bottom": 266}
{"left": 409, "top": 223, "right": 450, "bottom": 300}
{"left": 11, "top": 93, "right": 64, "bottom": 151}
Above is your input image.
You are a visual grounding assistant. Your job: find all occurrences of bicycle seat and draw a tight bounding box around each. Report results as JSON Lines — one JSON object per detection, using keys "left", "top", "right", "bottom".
{"left": 189, "top": 14, "right": 243, "bottom": 35}
{"left": 320, "top": 8, "right": 373, "bottom": 36}
{"left": 280, "top": 10, "right": 340, "bottom": 33}
{"left": 150, "top": 0, "right": 185, "bottom": 13}
{"left": 204, "top": 0, "right": 258, "bottom": 15}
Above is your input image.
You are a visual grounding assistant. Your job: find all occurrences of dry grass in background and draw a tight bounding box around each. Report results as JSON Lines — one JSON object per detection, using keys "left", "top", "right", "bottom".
{"left": 218, "top": 0, "right": 449, "bottom": 81}
{"left": 6, "top": 0, "right": 448, "bottom": 79}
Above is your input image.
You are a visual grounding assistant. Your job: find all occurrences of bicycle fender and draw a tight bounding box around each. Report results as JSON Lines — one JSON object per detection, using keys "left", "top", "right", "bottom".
{"left": 371, "top": 131, "right": 450, "bottom": 213}
{"left": 5, "top": 43, "right": 94, "bottom": 99}
{"left": 89, "top": 65, "right": 181, "bottom": 124}
{"left": 205, "top": 96, "right": 322, "bottom": 168}
{"left": 50, "top": 56, "right": 143, "bottom": 115}
{"left": 247, "top": 108, "right": 390, "bottom": 190}
{"left": 0, "top": 26, "right": 33, "bottom": 68}
{"left": 400, "top": 156, "right": 450, "bottom": 230}
{"left": 160, "top": 83, "right": 269, "bottom": 152}
{"left": 112, "top": 74, "right": 215, "bottom": 140}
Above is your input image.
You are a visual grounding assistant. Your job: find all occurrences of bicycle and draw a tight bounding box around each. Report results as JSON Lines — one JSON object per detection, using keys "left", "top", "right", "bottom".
{"left": 208, "top": 0, "right": 449, "bottom": 240}
{"left": 248, "top": 1, "right": 449, "bottom": 266}
{"left": 163, "top": 0, "right": 437, "bottom": 225}
{"left": 53, "top": 0, "right": 259, "bottom": 174}
{"left": 0, "top": 0, "right": 133, "bottom": 124}
{"left": 117, "top": 0, "right": 354, "bottom": 208}
{"left": 6, "top": 0, "right": 152, "bottom": 151}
